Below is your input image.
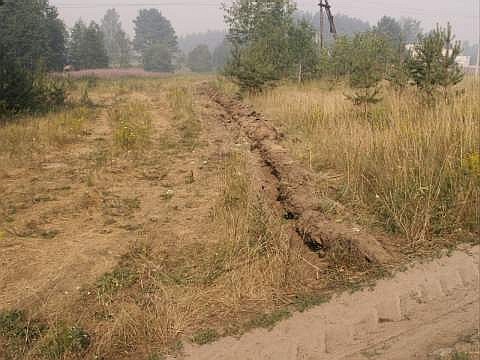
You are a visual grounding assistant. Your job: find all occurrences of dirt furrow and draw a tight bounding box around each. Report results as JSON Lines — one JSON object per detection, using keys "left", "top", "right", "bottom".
{"left": 202, "top": 87, "right": 391, "bottom": 265}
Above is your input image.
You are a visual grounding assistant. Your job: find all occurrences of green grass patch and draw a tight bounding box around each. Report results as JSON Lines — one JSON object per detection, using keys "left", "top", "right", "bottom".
{"left": 245, "top": 309, "right": 291, "bottom": 331}
{"left": 451, "top": 352, "right": 472, "bottom": 360}
{"left": 96, "top": 266, "right": 138, "bottom": 296}
{"left": 293, "top": 293, "right": 330, "bottom": 312}
{"left": 0, "top": 309, "right": 46, "bottom": 344}
{"left": 40, "top": 325, "right": 90, "bottom": 359}
{"left": 191, "top": 328, "right": 220, "bottom": 345}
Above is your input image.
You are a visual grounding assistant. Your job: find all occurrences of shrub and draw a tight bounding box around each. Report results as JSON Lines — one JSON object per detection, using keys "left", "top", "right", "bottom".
{"left": 0, "top": 50, "right": 66, "bottom": 117}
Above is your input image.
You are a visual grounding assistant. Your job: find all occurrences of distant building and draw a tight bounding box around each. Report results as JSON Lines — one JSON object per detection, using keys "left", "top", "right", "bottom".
{"left": 455, "top": 55, "right": 471, "bottom": 68}
{"left": 405, "top": 44, "right": 415, "bottom": 54}
{"left": 405, "top": 44, "right": 472, "bottom": 69}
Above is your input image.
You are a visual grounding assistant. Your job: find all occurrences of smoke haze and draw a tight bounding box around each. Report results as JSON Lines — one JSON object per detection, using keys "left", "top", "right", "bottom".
{"left": 51, "top": 0, "right": 479, "bottom": 43}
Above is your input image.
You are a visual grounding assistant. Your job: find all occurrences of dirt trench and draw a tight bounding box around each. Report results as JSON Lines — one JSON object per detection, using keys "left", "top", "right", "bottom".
{"left": 182, "top": 87, "right": 479, "bottom": 359}
{"left": 201, "top": 87, "right": 391, "bottom": 265}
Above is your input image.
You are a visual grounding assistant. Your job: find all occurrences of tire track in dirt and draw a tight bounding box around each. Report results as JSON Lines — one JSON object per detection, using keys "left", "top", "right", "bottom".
{"left": 201, "top": 86, "right": 391, "bottom": 265}
{"left": 181, "top": 245, "right": 479, "bottom": 360}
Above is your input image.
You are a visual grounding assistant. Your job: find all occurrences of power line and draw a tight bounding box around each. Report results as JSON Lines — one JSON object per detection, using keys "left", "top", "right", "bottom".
{"left": 53, "top": 1, "right": 479, "bottom": 18}
{"left": 55, "top": 2, "right": 222, "bottom": 8}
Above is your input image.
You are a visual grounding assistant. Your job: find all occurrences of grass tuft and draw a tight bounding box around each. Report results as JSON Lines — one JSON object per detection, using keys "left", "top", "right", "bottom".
{"left": 293, "top": 293, "right": 330, "bottom": 313}
{"left": 108, "top": 101, "right": 152, "bottom": 153}
{"left": 191, "top": 328, "right": 220, "bottom": 345}
{"left": 40, "top": 324, "right": 90, "bottom": 359}
{"left": 96, "top": 266, "right": 138, "bottom": 297}
{"left": 167, "top": 86, "right": 201, "bottom": 149}
{"left": 245, "top": 309, "right": 291, "bottom": 330}
{"left": 0, "top": 310, "right": 46, "bottom": 345}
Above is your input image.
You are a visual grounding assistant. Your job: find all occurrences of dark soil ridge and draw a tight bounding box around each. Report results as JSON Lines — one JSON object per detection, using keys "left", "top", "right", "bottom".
{"left": 203, "top": 86, "right": 391, "bottom": 265}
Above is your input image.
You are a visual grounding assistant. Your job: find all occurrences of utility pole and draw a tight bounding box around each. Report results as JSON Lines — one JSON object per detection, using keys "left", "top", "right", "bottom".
{"left": 319, "top": 0, "right": 325, "bottom": 49}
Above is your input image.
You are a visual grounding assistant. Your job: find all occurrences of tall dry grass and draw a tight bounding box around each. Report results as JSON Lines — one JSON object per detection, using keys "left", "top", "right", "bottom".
{"left": 108, "top": 101, "right": 152, "bottom": 154}
{"left": 249, "top": 78, "right": 480, "bottom": 244}
{"left": 0, "top": 106, "right": 95, "bottom": 164}
{"left": 167, "top": 85, "right": 201, "bottom": 149}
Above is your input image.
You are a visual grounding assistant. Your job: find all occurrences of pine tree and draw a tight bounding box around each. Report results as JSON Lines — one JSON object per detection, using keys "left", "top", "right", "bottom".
{"left": 68, "top": 20, "right": 109, "bottom": 69}
{"left": 212, "top": 40, "right": 231, "bottom": 71}
{"left": 117, "top": 31, "right": 132, "bottom": 68}
{"left": 45, "top": 6, "right": 67, "bottom": 71}
{"left": 346, "top": 32, "right": 387, "bottom": 114}
{"left": 83, "top": 22, "right": 109, "bottom": 69}
{"left": 407, "top": 24, "right": 463, "bottom": 99}
{"left": 143, "top": 43, "right": 174, "bottom": 72}
{"left": 400, "top": 17, "right": 422, "bottom": 44}
{"left": 187, "top": 45, "right": 213, "bottom": 73}
{"left": 374, "top": 16, "right": 403, "bottom": 49}
{"left": 0, "top": 0, "right": 67, "bottom": 71}
{"left": 69, "top": 20, "right": 87, "bottom": 69}
{"left": 133, "top": 8, "right": 178, "bottom": 67}
{"left": 224, "top": 0, "right": 318, "bottom": 91}
{"left": 101, "top": 8, "right": 131, "bottom": 68}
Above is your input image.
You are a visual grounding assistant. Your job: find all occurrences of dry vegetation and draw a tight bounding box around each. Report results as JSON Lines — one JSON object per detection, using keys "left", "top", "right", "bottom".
{"left": 248, "top": 78, "right": 480, "bottom": 248}
{"left": 0, "top": 76, "right": 326, "bottom": 360}
{"left": 0, "top": 75, "right": 478, "bottom": 359}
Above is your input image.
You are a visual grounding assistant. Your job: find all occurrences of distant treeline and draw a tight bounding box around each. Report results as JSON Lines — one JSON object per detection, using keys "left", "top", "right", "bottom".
{"left": 0, "top": 0, "right": 475, "bottom": 116}
{"left": 0, "top": 0, "right": 228, "bottom": 74}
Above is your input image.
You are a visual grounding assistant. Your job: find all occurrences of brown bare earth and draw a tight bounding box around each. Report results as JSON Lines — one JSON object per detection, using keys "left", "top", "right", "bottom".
{"left": 0, "top": 77, "right": 478, "bottom": 360}
{"left": 203, "top": 86, "right": 392, "bottom": 264}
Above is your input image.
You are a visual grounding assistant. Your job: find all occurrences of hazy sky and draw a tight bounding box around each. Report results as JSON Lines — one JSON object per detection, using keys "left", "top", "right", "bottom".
{"left": 51, "top": 0, "right": 479, "bottom": 43}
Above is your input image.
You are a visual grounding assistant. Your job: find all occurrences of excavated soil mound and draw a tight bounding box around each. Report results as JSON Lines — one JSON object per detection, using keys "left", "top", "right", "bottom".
{"left": 203, "top": 87, "right": 391, "bottom": 265}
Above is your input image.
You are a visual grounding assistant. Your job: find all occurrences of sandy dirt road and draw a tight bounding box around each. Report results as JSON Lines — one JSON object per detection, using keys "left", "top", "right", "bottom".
{"left": 182, "top": 246, "right": 479, "bottom": 360}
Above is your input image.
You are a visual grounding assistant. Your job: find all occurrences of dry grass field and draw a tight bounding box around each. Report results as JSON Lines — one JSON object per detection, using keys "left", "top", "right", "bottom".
{"left": 248, "top": 78, "right": 480, "bottom": 247}
{"left": 0, "top": 75, "right": 478, "bottom": 359}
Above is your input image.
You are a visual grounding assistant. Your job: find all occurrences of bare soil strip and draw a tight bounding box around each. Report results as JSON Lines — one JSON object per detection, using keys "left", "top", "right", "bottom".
{"left": 181, "top": 246, "right": 480, "bottom": 360}
{"left": 203, "top": 87, "right": 391, "bottom": 265}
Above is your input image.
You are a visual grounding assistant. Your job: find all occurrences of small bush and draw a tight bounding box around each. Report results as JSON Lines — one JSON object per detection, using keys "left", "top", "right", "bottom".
{"left": 41, "top": 325, "right": 90, "bottom": 359}
{"left": 0, "top": 51, "right": 67, "bottom": 117}
{"left": 0, "top": 309, "right": 46, "bottom": 345}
